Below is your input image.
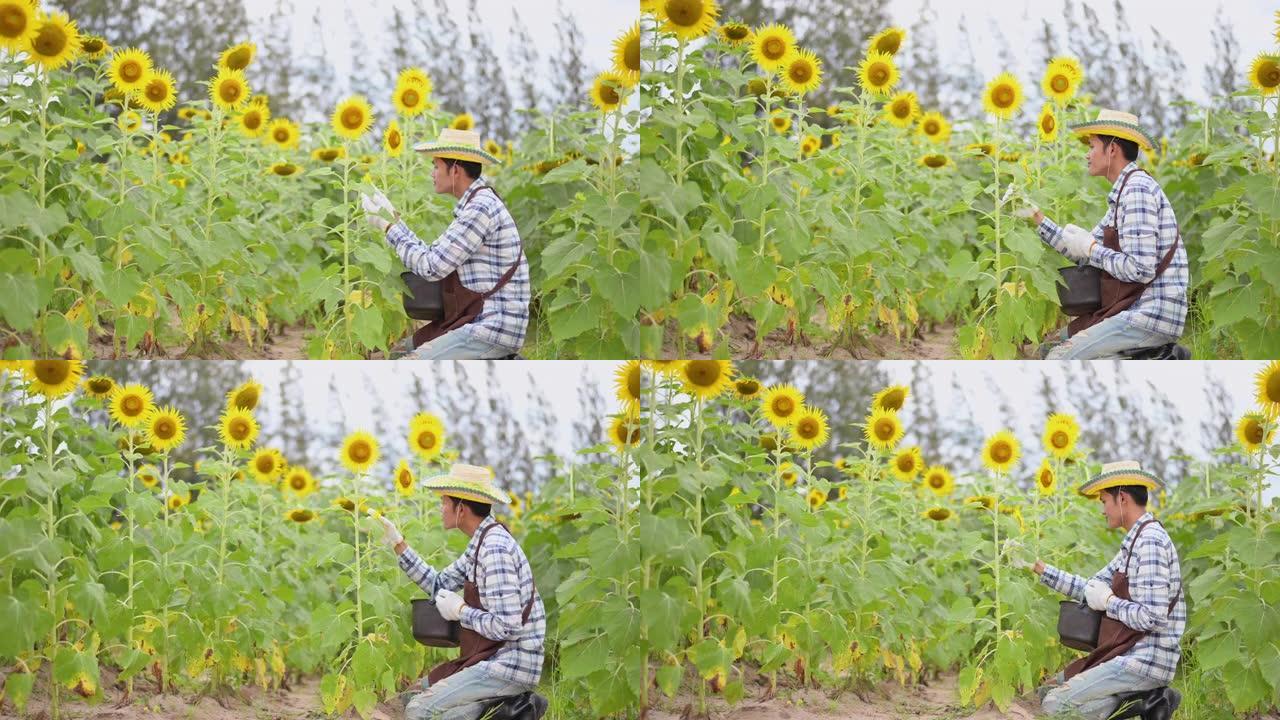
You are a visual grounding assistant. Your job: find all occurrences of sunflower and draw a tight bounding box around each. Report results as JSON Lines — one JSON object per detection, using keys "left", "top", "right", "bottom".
{"left": 26, "top": 12, "right": 80, "bottom": 71}
{"left": 247, "top": 448, "right": 285, "bottom": 483}
{"left": 867, "top": 27, "right": 906, "bottom": 56}
{"left": 982, "top": 72, "right": 1023, "bottom": 120}
{"left": 613, "top": 22, "right": 641, "bottom": 84}
{"left": 312, "top": 146, "right": 346, "bottom": 162}
{"left": 23, "top": 359, "right": 83, "bottom": 398}
{"left": 788, "top": 406, "right": 829, "bottom": 450}
{"left": 615, "top": 359, "right": 643, "bottom": 412}
{"left": 922, "top": 465, "right": 954, "bottom": 497}
{"left": 750, "top": 23, "right": 795, "bottom": 72}
{"left": 218, "top": 41, "right": 255, "bottom": 71}
{"left": 137, "top": 464, "right": 160, "bottom": 489}
{"left": 718, "top": 22, "right": 751, "bottom": 47}
{"left": 135, "top": 68, "right": 176, "bottom": 114}
{"left": 143, "top": 406, "right": 185, "bottom": 454}
{"left": 1037, "top": 103, "right": 1058, "bottom": 142}
{"left": 1036, "top": 459, "right": 1056, "bottom": 495}
{"left": 408, "top": 423, "right": 444, "bottom": 462}
{"left": 82, "top": 375, "right": 115, "bottom": 398}
{"left": 109, "top": 384, "right": 153, "bottom": 427}
{"left": 1235, "top": 412, "right": 1274, "bottom": 453}
{"left": 237, "top": 105, "right": 270, "bottom": 138}
{"left": 777, "top": 461, "right": 799, "bottom": 487}
{"left": 282, "top": 465, "right": 316, "bottom": 497}
{"left": 268, "top": 161, "right": 301, "bottom": 177}
{"left": 1042, "top": 57, "right": 1082, "bottom": 105}
{"left": 285, "top": 508, "right": 315, "bottom": 524}
{"left": 218, "top": 407, "right": 258, "bottom": 451}
{"left": 884, "top": 91, "right": 919, "bottom": 128}
{"left": 645, "top": 360, "right": 683, "bottom": 375}
{"left": 917, "top": 111, "right": 950, "bottom": 144}
{"left": 609, "top": 415, "right": 643, "bottom": 451}
{"left": 384, "top": 120, "right": 404, "bottom": 157}
{"left": 799, "top": 134, "right": 820, "bottom": 157}
{"left": 981, "top": 430, "right": 1020, "bottom": 474}
{"left": 79, "top": 34, "right": 108, "bottom": 59}
{"left": 858, "top": 51, "right": 898, "bottom": 97}
{"left": 966, "top": 142, "right": 996, "bottom": 157}
{"left": 1042, "top": 413, "right": 1079, "bottom": 459}
{"left": 965, "top": 495, "right": 995, "bottom": 511}
{"left": 340, "top": 431, "right": 379, "bottom": 474}
{"left": 659, "top": 0, "right": 718, "bottom": 42}
{"left": 590, "top": 71, "right": 625, "bottom": 112}
{"left": 331, "top": 95, "right": 374, "bottom": 140}
{"left": 734, "top": 377, "right": 761, "bottom": 399}
{"left": 265, "top": 118, "right": 299, "bottom": 149}
{"left": 864, "top": 408, "right": 903, "bottom": 450}
{"left": 1257, "top": 360, "right": 1280, "bottom": 418}
{"left": 397, "top": 66, "right": 432, "bottom": 92}
{"left": 873, "top": 385, "right": 909, "bottom": 412}
{"left": 889, "top": 446, "right": 923, "bottom": 481}
{"left": 923, "top": 507, "right": 952, "bottom": 522}
{"left": 678, "top": 360, "right": 734, "bottom": 400}
{"left": 0, "top": 0, "right": 37, "bottom": 54}
{"left": 919, "top": 153, "right": 951, "bottom": 169}
{"left": 779, "top": 49, "right": 822, "bottom": 96}
{"left": 392, "top": 82, "right": 427, "bottom": 117}
{"left": 761, "top": 384, "right": 804, "bottom": 426}
{"left": 166, "top": 493, "right": 187, "bottom": 511}
{"left": 209, "top": 67, "right": 250, "bottom": 111}
{"left": 769, "top": 110, "right": 791, "bottom": 134}
{"left": 806, "top": 488, "right": 826, "bottom": 510}
{"left": 108, "top": 47, "right": 152, "bottom": 95}
{"left": 393, "top": 459, "right": 416, "bottom": 496}
{"left": 450, "top": 113, "right": 474, "bottom": 131}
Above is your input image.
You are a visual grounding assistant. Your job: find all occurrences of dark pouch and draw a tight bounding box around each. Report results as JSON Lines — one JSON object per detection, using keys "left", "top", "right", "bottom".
{"left": 411, "top": 598, "right": 460, "bottom": 648}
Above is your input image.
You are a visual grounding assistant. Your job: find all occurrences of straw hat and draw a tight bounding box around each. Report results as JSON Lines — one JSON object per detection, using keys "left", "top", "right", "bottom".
{"left": 413, "top": 128, "right": 501, "bottom": 165}
{"left": 421, "top": 463, "right": 512, "bottom": 505}
{"left": 1070, "top": 109, "right": 1156, "bottom": 154}
{"left": 1077, "top": 460, "right": 1163, "bottom": 498}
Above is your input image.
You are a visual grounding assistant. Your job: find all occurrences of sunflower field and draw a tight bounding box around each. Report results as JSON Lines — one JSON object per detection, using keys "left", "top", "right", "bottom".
{"left": 631, "top": 359, "right": 1280, "bottom": 718}
{"left": 0, "top": 2, "right": 641, "bottom": 359}
{"left": 638, "top": 2, "right": 1280, "bottom": 359}
{"left": 0, "top": 359, "right": 645, "bottom": 718}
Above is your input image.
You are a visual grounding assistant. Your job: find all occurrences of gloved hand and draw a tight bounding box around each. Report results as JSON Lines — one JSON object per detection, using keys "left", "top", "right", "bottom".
{"left": 1060, "top": 224, "right": 1096, "bottom": 262}
{"left": 1002, "top": 538, "right": 1036, "bottom": 571}
{"left": 1084, "top": 579, "right": 1114, "bottom": 611}
{"left": 368, "top": 509, "right": 403, "bottom": 550}
{"left": 1002, "top": 184, "right": 1041, "bottom": 222}
{"left": 435, "top": 589, "right": 466, "bottom": 621}
{"left": 360, "top": 189, "right": 398, "bottom": 233}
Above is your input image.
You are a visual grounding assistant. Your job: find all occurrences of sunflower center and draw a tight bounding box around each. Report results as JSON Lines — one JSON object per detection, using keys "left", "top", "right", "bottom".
{"left": 600, "top": 84, "right": 620, "bottom": 105}
{"left": 869, "top": 64, "right": 889, "bottom": 85}
{"left": 0, "top": 7, "right": 27, "bottom": 37}
{"left": 123, "top": 396, "right": 144, "bottom": 415}
{"left": 153, "top": 418, "right": 176, "bottom": 439}
{"left": 994, "top": 86, "right": 1015, "bottom": 107}
{"left": 929, "top": 475, "right": 944, "bottom": 488}
{"left": 991, "top": 442, "right": 1012, "bottom": 463}
{"left": 291, "top": 476, "right": 305, "bottom": 490}
{"left": 929, "top": 508, "right": 949, "bottom": 521}
{"left": 228, "top": 48, "right": 251, "bottom": 69}
{"left": 230, "top": 419, "right": 251, "bottom": 441}
{"left": 725, "top": 26, "right": 748, "bottom": 41}
{"left": 925, "top": 120, "right": 939, "bottom": 135}
{"left": 82, "top": 37, "right": 103, "bottom": 53}
{"left": 663, "top": 0, "right": 704, "bottom": 28}
{"left": 342, "top": 107, "right": 363, "bottom": 129}
{"left": 763, "top": 37, "right": 785, "bottom": 60}
{"left": 1042, "top": 115, "right": 1056, "bottom": 133}
{"left": 256, "top": 456, "right": 274, "bottom": 473}
{"left": 1261, "top": 62, "right": 1280, "bottom": 88}
{"left": 1267, "top": 372, "right": 1280, "bottom": 402}
{"left": 737, "top": 379, "right": 759, "bottom": 394}
{"left": 874, "top": 419, "right": 895, "bottom": 440}
{"left": 896, "top": 455, "right": 914, "bottom": 472}
{"left": 245, "top": 112, "right": 262, "bottom": 130}
{"left": 1051, "top": 431, "right": 1069, "bottom": 449}
{"left": 877, "top": 37, "right": 900, "bottom": 54}
{"left": 399, "top": 473, "right": 412, "bottom": 488}
{"left": 320, "top": 149, "right": 338, "bottom": 160}
{"left": 33, "top": 22, "right": 67, "bottom": 57}
{"left": 773, "top": 397, "right": 795, "bottom": 416}
{"left": 146, "top": 80, "right": 167, "bottom": 102}
{"left": 350, "top": 441, "right": 371, "bottom": 463}
{"left": 625, "top": 36, "right": 641, "bottom": 70}
{"left": 892, "top": 100, "right": 910, "bottom": 118}
{"left": 1051, "top": 75, "right": 1069, "bottom": 93}
{"left": 389, "top": 129, "right": 401, "bottom": 147}
{"left": 1039, "top": 471, "right": 1053, "bottom": 487}
{"left": 274, "top": 128, "right": 288, "bottom": 142}
{"left": 402, "top": 88, "right": 420, "bottom": 107}
{"left": 417, "top": 430, "right": 437, "bottom": 450}
{"left": 771, "top": 116, "right": 785, "bottom": 128}
{"left": 789, "top": 62, "right": 811, "bottom": 84}
{"left": 120, "top": 60, "right": 142, "bottom": 83}
{"left": 33, "top": 360, "right": 70, "bottom": 385}
{"left": 684, "top": 360, "right": 722, "bottom": 388}
{"left": 1245, "top": 421, "right": 1264, "bottom": 444}
{"left": 797, "top": 418, "right": 818, "bottom": 439}
{"left": 89, "top": 378, "right": 112, "bottom": 393}
{"left": 219, "top": 81, "right": 243, "bottom": 103}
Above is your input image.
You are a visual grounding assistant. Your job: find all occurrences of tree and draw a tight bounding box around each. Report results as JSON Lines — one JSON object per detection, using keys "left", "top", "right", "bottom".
{"left": 549, "top": 0, "right": 588, "bottom": 111}
{"left": 507, "top": 7, "right": 542, "bottom": 130}
{"left": 1204, "top": 6, "right": 1244, "bottom": 112}
{"left": 295, "top": 7, "right": 336, "bottom": 122}
{"left": 421, "top": 0, "right": 470, "bottom": 116}
{"left": 899, "top": 0, "right": 944, "bottom": 112}
{"left": 258, "top": 0, "right": 299, "bottom": 118}
{"left": 466, "top": 0, "right": 515, "bottom": 141}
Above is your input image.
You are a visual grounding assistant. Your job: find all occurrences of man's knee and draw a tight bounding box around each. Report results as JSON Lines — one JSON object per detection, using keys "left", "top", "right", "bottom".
{"left": 1041, "top": 686, "right": 1068, "bottom": 715}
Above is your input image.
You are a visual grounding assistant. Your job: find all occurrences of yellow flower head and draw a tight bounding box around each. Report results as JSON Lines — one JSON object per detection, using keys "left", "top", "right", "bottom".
{"left": 26, "top": 11, "right": 81, "bottom": 71}
{"left": 864, "top": 408, "right": 903, "bottom": 450}
{"left": 858, "top": 51, "right": 899, "bottom": 97}
{"left": 806, "top": 488, "right": 826, "bottom": 510}
{"left": 923, "top": 507, "right": 952, "bottom": 522}
{"left": 769, "top": 109, "right": 791, "bottom": 134}
{"left": 788, "top": 405, "right": 829, "bottom": 450}
{"left": 1042, "top": 412, "right": 1079, "bottom": 459}
{"left": 218, "top": 407, "right": 259, "bottom": 451}
{"left": 285, "top": 508, "right": 315, "bottom": 524}
{"left": 982, "top": 72, "right": 1023, "bottom": 120}
{"left": 395, "top": 459, "right": 415, "bottom": 496}
{"left": 659, "top": 0, "right": 719, "bottom": 42}
{"left": 777, "top": 461, "right": 799, "bottom": 487}
{"left": 982, "top": 430, "right": 1020, "bottom": 474}
{"left": 408, "top": 421, "right": 445, "bottom": 462}
{"left": 609, "top": 415, "right": 643, "bottom": 451}
{"left": 1042, "top": 57, "right": 1083, "bottom": 105}
{"left": 1249, "top": 53, "right": 1280, "bottom": 95}
{"left": 1037, "top": 103, "right": 1059, "bottom": 142}
{"left": 384, "top": 120, "right": 404, "bottom": 157}
{"left": 884, "top": 91, "right": 919, "bottom": 128}
{"left": 332, "top": 96, "right": 373, "bottom": 140}
{"left": 282, "top": 467, "right": 314, "bottom": 498}
{"left": 393, "top": 81, "right": 429, "bottom": 117}
{"left": 237, "top": 105, "right": 270, "bottom": 138}
{"left": 249, "top": 448, "right": 286, "bottom": 484}
{"left": 143, "top": 405, "right": 186, "bottom": 454}
{"left": 166, "top": 493, "right": 188, "bottom": 511}
{"left": 83, "top": 375, "right": 115, "bottom": 398}
{"left": 873, "top": 385, "right": 910, "bottom": 412}
{"left": 1256, "top": 360, "right": 1280, "bottom": 419}
{"left": 779, "top": 48, "right": 822, "bottom": 96}
{"left": 718, "top": 22, "right": 752, "bottom": 47}
{"left": 79, "top": 34, "right": 109, "bottom": 59}
{"left": 340, "top": 430, "right": 379, "bottom": 474}
{"left": 1235, "top": 412, "right": 1274, "bottom": 453}
{"left": 137, "top": 464, "right": 160, "bottom": 489}
{"left": 135, "top": 68, "right": 177, "bottom": 114}
{"left": 1036, "top": 459, "right": 1056, "bottom": 495}
{"left": 890, "top": 445, "right": 923, "bottom": 481}
{"left": 226, "top": 379, "right": 263, "bottom": 411}
{"left": 0, "top": 0, "right": 38, "bottom": 54}
{"left": 109, "top": 383, "right": 154, "bottom": 427}
{"left": 614, "top": 22, "right": 641, "bottom": 84}
{"left": 450, "top": 113, "right": 475, "bottom": 131}
{"left": 867, "top": 27, "right": 906, "bottom": 56}
{"left": 615, "top": 360, "right": 643, "bottom": 412}
{"left": 761, "top": 384, "right": 804, "bottom": 427}
{"left": 265, "top": 118, "right": 300, "bottom": 149}
{"left": 919, "top": 153, "right": 952, "bottom": 169}
{"left": 590, "top": 71, "right": 626, "bottom": 113}
{"left": 678, "top": 360, "right": 734, "bottom": 400}
{"left": 209, "top": 67, "right": 250, "bottom": 111}
{"left": 734, "top": 377, "right": 762, "bottom": 399}
{"left": 218, "top": 41, "right": 255, "bottom": 71}
{"left": 751, "top": 23, "right": 795, "bottom": 72}
{"left": 24, "top": 359, "right": 83, "bottom": 398}
{"left": 923, "top": 465, "right": 954, "bottom": 497}
{"left": 917, "top": 111, "right": 950, "bottom": 144}
{"left": 268, "top": 161, "right": 301, "bottom": 177}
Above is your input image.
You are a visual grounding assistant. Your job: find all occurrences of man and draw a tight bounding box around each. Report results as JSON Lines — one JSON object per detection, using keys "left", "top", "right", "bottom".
{"left": 1019, "top": 110, "right": 1189, "bottom": 359}
{"left": 372, "top": 464, "right": 546, "bottom": 720}
{"left": 362, "top": 128, "right": 530, "bottom": 360}
{"left": 1021, "top": 460, "right": 1185, "bottom": 720}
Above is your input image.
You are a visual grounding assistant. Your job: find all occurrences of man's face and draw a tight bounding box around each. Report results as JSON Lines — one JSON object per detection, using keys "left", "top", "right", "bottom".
{"left": 1098, "top": 491, "right": 1125, "bottom": 529}
{"left": 441, "top": 495, "right": 459, "bottom": 530}
{"left": 431, "top": 158, "right": 454, "bottom": 195}
{"left": 1086, "top": 136, "right": 1113, "bottom": 177}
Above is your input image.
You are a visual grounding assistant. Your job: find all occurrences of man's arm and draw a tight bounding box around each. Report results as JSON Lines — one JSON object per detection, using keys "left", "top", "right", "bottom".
{"left": 396, "top": 544, "right": 468, "bottom": 596}
{"left": 1039, "top": 551, "right": 1118, "bottom": 602}
{"left": 385, "top": 203, "right": 494, "bottom": 281}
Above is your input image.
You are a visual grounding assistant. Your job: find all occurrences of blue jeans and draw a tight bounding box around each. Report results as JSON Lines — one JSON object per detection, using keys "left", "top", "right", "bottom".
{"left": 1037, "top": 660, "right": 1164, "bottom": 720}
{"left": 402, "top": 663, "right": 532, "bottom": 720}
{"left": 394, "top": 325, "right": 516, "bottom": 360}
{"left": 1040, "top": 314, "right": 1177, "bottom": 360}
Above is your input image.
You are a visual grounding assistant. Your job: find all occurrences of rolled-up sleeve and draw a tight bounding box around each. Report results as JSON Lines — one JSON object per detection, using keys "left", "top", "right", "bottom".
{"left": 385, "top": 204, "right": 494, "bottom": 281}
{"left": 398, "top": 546, "right": 467, "bottom": 596}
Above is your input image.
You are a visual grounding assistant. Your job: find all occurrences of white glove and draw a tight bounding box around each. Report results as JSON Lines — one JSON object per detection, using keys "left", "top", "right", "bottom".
{"left": 1084, "top": 579, "right": 1114, "bottom": 611}
{"left": 1002, "top": 538, "right": 1034, "bottom": 570}
{"left": 435, "top": 589, "right": 466, "bottom": 621}
{"left": 368, "top": 510, "right": 403, "bottom": 550}
{"left": 360, "top": 190, "right": 397, "bottom": 233}
{"left": 1012, "top": 204, "right": 1041, "bottom": 221}
{"left": 1060, "top": 224, "right": 1095, "bottom": 262}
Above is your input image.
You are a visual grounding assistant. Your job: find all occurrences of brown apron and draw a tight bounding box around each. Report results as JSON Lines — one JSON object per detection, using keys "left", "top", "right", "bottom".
{"left": 412, "top": 187, "right": 525, "bottom": 348}
{"left": 427, "top": 522, "right": 536, "bottom": 684}
{"left": 1068, "top": 169, "right": 1180, "bottom": 337}
{"left": 1064, "top": 519, "right": 1181, "bottom": 680}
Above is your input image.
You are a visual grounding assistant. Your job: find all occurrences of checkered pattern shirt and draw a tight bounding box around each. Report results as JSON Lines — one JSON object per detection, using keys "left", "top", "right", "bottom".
{"left": 385, "top": 178, "right": 530, "bottom": 351}
{"left": 1041, "top": 512, "right": 1186, "bottom": 683}
{"left": 397, "top": 516, "right": 546, "bottom": 687}
{"left": 1037, "top": 162, "right": 1190, "bottom": 338}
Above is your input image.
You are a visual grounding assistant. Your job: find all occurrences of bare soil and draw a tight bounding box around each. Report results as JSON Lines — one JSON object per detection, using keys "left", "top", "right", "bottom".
{"left": 665, "top": 314, "right": 958, "bottom": 360}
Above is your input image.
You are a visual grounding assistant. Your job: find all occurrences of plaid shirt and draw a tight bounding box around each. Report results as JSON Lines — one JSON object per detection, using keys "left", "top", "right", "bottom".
{"left": 397, "top": 516, "right": 546, "bottom": 687}
{"left": 385, "top": 178, "right": 530, "bottom": 351}
{"left": 1041, "top": 512, "right": 1186, "bottom": 683}
{"left": 1038, "top": 162, "right": 1190, "bottom": 338}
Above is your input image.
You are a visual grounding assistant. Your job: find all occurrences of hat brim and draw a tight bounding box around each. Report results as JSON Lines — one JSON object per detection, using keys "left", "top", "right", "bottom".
{"left": 1077, "top": 469, "right": 1163, "bottom": 498}
{"left": 421, "top": 476, "right": 511, "bottom": 505}
{"left": 1070, "top": 121, "right": 1156, "bottom": 153}
{"left": 413, "top": 142, "right": 500, "bottom": 165}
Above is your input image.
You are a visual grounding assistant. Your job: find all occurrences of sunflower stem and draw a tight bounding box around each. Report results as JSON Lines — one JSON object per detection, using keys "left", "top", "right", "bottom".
{"left": 124, "top": 434, "right": 138, "bottom": 700}
{"left": 42, "top": 395, "right": 61, "bottom": 720}
{"left": 341, "top": 151, "right": 353, "bottom": 357}
{"left": 35, "top": 67, "right": 50, "bottom": 355}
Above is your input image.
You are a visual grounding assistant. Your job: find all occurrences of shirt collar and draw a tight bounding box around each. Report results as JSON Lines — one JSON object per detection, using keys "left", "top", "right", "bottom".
{"left": 1107, "top": 161, "right": 1141, "bottom": 205}
{"left": 453, "top": 177, "right": 488, "bottom": 217}
{"left": 1121, "top": 511, "right": 1156, "bottom": 549}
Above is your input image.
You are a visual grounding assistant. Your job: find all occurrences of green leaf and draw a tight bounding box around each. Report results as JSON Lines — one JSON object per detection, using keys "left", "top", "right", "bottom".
{"left": 655, "top": 664, "right": 682, "bottom": 697}
{"left": 3, "top": 672, "right": 34, "bottom": 711}
{"left": 0, "top": 595, "right": 39, "bottom": 657}
{"left": 0, "top": 273, "right": 50, "bottom": 332}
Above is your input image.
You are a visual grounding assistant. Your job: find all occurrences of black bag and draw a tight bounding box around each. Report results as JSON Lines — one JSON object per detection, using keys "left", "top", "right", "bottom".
{"left": 411, "top": 598, "right": 460, "bottom": 648}
{"left": 1056, "top": 265, "right": 1103, "bottom": 316}
{"left": 1057, "top": 600, "right": 1102, "bottom": 652}
{"left": 401, "top": 272, "right": 444, "bottom": 322}
{"left": 478, "top": 691, "right": 548, "bottom": 720}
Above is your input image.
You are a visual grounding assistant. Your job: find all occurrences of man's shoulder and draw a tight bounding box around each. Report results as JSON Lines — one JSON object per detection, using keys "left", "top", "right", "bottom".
{"left": 1120, "top": 170, "right": 1164, "bottom": 201}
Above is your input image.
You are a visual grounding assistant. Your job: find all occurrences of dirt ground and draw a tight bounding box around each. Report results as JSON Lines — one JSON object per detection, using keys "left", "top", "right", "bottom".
{"left": 665, "top": 314, "right": 959, "bottom": 360}
{"left": 85, "top": 321, "right": 312, "bottom": 360}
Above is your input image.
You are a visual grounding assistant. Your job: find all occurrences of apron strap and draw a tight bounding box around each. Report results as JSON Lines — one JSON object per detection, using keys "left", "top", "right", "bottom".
{"left": 467, "top": 187, "right": 524, "bottom": 302}
{"left": 1122, "top": 519, "right": 1182, "bottom": 612}
{"left": 1106, "top": 168, "right": 1181, "bottom": 289}
{"left": 468, "top": 520, "right": 538, "bottom": 622}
